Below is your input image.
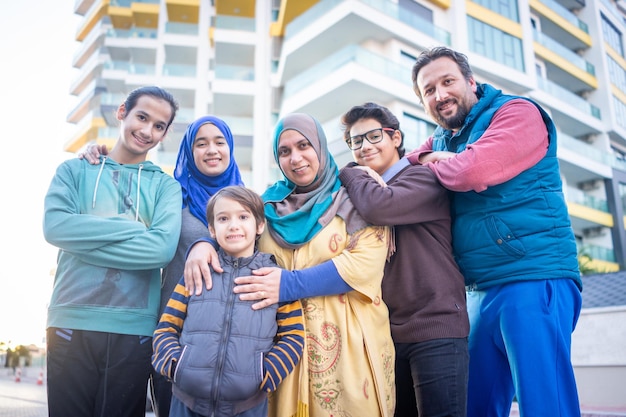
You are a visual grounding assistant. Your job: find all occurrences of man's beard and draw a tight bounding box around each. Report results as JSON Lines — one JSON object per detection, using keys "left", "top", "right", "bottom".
{"left": 435, "top": 100, "right": 470, "bottom": 131}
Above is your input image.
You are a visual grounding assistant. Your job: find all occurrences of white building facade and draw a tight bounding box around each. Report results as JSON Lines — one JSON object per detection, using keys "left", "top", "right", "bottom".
{"left": 67, "top": 0, "right": 626, "bottom": 271}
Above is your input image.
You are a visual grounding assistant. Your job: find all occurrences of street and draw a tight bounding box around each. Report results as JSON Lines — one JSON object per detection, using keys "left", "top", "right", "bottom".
{"left": 0, "top": 367, "right": 46, "bottom": 417}
{"left": 0, "top": 367, "right": 155, "bottom": 417}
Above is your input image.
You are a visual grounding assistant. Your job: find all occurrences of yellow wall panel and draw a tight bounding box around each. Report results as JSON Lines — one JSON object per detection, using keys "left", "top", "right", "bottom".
{"left": 270, "top": 0, "right": 318, "bottom": 37}
{"left": 215, "top": 0, "right": 255, "bottom": 17}
{"left": 568, "top": 202, "right": 614, "bottom": 227}
{"left": 466, "top": 1, "right": 522, "bottom": 38}
{"left": 65, "top": 117, "right": 107, "bottom": 153}
{"left": 426, "top": 0, "right": 450, "bottom": 9}
{"left": 534, "top": 42, "right": 598, "bottom": 89}
{"left": 132, "top": 3, "right": 160, "bottom": 28}
{"left": 109, "top": 6, "right": 134, "bottom": 29}
{"left": 166, "top": 0, "right": 200, "bottom": 23}
{"left": 76, "top": 0, "right": 110, "bottom": 41}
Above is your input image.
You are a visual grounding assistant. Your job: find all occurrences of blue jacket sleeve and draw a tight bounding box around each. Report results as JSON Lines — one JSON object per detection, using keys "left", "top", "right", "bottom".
{"left": 185, "top": 237, "right": 219, "bottom": 259}
{"left": 279, "top": 260, "right": 353, "bottom": 302}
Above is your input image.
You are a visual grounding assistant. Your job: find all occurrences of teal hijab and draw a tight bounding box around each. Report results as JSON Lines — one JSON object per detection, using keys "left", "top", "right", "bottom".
{"left": 262, "top": 113, "right": 343, "bottom": 247}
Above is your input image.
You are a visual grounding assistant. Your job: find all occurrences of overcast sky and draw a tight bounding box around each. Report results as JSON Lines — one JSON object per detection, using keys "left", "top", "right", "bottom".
{"left": 0, "top": 2, "right": 78, "bottom": 347}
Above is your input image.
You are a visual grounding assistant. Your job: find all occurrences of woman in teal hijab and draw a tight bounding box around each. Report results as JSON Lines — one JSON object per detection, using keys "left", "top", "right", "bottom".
{"left": 184, "top": 113, "right": 396, "bottom": 417}
{"left": 262, "top": 113, "right": 365, "bottom": 247}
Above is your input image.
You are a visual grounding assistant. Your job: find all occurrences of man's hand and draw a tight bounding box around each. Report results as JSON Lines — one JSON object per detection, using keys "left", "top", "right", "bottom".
{"left": 233, "top": 267, "right": 281, "bottom": 310}
{"left": 420, "top": 151, "right": 456, "bottom": 164}
{"left": 183, "top": 241, "right": 223, "bottom": 295}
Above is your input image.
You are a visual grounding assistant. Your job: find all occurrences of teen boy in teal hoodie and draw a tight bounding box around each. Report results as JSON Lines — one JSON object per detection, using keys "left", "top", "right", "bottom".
{"left": 43, "top": 86, "right": 182, "bottom": 417}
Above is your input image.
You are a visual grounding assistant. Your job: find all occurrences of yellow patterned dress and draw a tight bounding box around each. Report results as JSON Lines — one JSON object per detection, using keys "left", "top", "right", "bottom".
{"left": 259, "top": 216, "right": 396, "bottom": 417}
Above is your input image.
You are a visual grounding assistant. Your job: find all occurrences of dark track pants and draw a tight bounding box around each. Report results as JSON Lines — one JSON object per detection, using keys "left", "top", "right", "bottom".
{"left": 47, "top": 328, "right": 152, "bottom": 417}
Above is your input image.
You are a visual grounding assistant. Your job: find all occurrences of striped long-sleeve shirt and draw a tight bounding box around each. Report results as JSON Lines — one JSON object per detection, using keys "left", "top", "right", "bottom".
{"left": 152, "top": 252, "right": 304, "bottom": 395}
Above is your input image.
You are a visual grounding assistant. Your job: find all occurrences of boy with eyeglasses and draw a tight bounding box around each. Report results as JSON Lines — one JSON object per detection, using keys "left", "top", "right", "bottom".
{"left": 339, "top": 102, "right": 469, "bottom": 417}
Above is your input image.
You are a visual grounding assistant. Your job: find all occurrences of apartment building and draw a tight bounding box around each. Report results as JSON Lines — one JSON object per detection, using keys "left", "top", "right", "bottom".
{"left": 66, "top": 0, "right": 626, "bottom": 271}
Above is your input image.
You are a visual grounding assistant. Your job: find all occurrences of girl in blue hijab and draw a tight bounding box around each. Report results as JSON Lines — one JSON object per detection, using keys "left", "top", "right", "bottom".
{"left": 174, "top": 115, "right": 243, "bottom": 227}
{"left": 157, "top": 115, "right": 243, "bottom": 417}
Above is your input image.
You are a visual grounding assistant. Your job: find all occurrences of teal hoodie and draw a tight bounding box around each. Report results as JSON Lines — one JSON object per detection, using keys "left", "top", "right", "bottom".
{"left": 43, "top": 156, "right": 182, "bottom": 337}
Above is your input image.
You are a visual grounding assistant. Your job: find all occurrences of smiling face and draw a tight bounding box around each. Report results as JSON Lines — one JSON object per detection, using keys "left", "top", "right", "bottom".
{"left": 416, "top": 56, "right": 478, "bottom": 132}
{"left": 192, "top": 123, "right": 231, "bottom": 177}
{"left": 349, "top": 118, "right": 401, "bottom": 175}
{"left": 208, "top": 196, "right": 264, "bottom": 258}
{"left": 276, "top": 129, "right": 320, "bottom": 187}
{"left": 112, "top": 95, "right": 172, "bottom": 164}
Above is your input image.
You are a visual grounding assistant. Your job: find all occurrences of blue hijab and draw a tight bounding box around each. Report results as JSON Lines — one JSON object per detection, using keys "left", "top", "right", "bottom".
{"left": 174, "top": 116, "right": 243, "bottom": 227}
{"left": 263, "top": 113, "right": 346, "bottom": 247}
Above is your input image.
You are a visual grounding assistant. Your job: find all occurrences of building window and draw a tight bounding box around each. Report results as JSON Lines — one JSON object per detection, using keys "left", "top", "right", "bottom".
{"left": 613, "top": 96, "right": 626, "bottom": 130}
{"left": 535, "top": 60, "right": 546, "bottom": 78}
{"left": 607, "top": 55, "right": 626, "bottom": 95}
{"left": 468, "top": 17, "right": 524, "bottom": 72}
{"left": 399, "top": 0, "right": 433, "bottom": 22}
{"left": 471, "top": 0, "right": 519, "bottom": 22}
{"left": 619, "top": 183, "right": 626, "bottom": 212}
{"left": 402, "top": 112, "right": 436, "bottom": 151}
{"left": 602, "top": 13, "right": 624, "bottom": 57}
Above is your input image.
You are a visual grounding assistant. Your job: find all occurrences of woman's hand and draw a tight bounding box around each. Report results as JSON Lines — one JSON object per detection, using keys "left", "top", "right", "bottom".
{"left": 353, "top": 165, "right": 387, "bottom": 187}
{"left": 233, "top": 267, "right": 282, "bottom": 310}
{"left": 183, "top": 241, "right": 223, "bottom": 295}
{"left": 78, "top": 144, "right": 109, "bottom": 164}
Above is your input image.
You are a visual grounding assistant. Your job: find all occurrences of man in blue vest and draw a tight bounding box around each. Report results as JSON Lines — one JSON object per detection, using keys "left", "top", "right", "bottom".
{"left": 407, "top": 46, "right": 582, "bottom": 417}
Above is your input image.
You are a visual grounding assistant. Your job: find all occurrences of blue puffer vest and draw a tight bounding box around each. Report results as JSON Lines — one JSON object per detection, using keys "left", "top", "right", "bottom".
{"left": 431, "top": 83, "right": 581, "bottom": 291}
{"left": 172, "top": 249, "right": 279, "bottom": 416}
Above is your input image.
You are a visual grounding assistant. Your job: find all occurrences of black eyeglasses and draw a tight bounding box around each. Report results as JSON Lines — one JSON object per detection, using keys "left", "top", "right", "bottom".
{"left": 346, "top": 128, "right": 395, "bottom": 150}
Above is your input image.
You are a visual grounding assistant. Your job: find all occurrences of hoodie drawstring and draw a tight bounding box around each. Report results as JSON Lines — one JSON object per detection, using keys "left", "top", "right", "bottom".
{"left": 91, "top": 158, "right": 144, "bottom": 223}
{"left": 92, "top": 156, "right": 107, "bottom": 209}
{"left": 135, "top": 164, "right": 143, "bottom": 221}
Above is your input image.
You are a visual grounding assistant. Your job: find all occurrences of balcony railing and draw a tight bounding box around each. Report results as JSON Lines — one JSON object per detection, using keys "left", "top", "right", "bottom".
{"left": 566, "top": 186, "right": 609, "bottom": 212}
{"left": 579, "top": 243, "right": 616, "bottom": 262}
{"left": 165, "top": 22, "right": 199, "bottom": 35}
{"left": 536, "top": 76, "right": 601, "bottom": 119}
{"left": 214, "top": 15, "right": 255, "bottom": 32}
{"left": 538, "top": 0, "right": 589, "bottom": 33}
{"left": 285, "top": 0, "right": 449, "bottom": 45}
{"left": 214, "top": 64, "right": 254, "bottom": 81}
{"left": 533, "top": 29, "right": 595, "bottom": 76}
{"left": 284, "top": 45, "right": 410, "bottom": 96}
{"left": 103, "top": 60, "right": 156, "bottom": 75}
{"left": 106, "top": 27, "right": 158, "bottom": 39}
{"left": 110, "top": 0, "right": 159, "bottom": 5}
{"left": 163, "top": 64, "right": 196, "bottom": 77}
{"left": 558, "top": 133, "right": 613, "bottom": 166}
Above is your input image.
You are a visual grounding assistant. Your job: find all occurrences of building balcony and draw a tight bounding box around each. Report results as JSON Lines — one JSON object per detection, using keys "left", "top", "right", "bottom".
{"left": 554, "top": 0, "right": 585, "bottom": 10}
{"left": 72, "top": 20, "right": 107, "bottom": 68}
{"left": 530, "top": 76, "right": 603, "bottom": 139}
{"left": 212, "top": 16, "right": 256, "bottom": 68}
{"left": 276, "top": 0, "right": 449, "bottom": 85}
{"left": 579, "top": 243, "right": 617, "bottom": 264}
{"left": 530, "top": 0, "right": 591, "bottom": 51}
{"left": 533, "top": 29, "right": 597, "bottom": 94}
{"left": 281, "top": 45, "right": 416, "bottom": 120}
{"left": 566, "top": 186, "right": 613, "bottom": 235}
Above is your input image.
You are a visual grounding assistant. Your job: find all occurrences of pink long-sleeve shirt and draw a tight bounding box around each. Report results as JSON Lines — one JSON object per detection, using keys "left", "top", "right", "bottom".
{"left": 407, "top": 99, "right": 549, "bottom": 192}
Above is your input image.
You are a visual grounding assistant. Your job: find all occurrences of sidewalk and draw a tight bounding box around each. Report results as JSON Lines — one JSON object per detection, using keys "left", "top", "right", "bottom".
{"left": 0, "top": 366, "right": 46, "bottom": 417}
{"left": 2, "top": 366, "right": 624, "bottom": 417}
{"left": 0, "top": 366, "right": 155, "bottom": 417}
